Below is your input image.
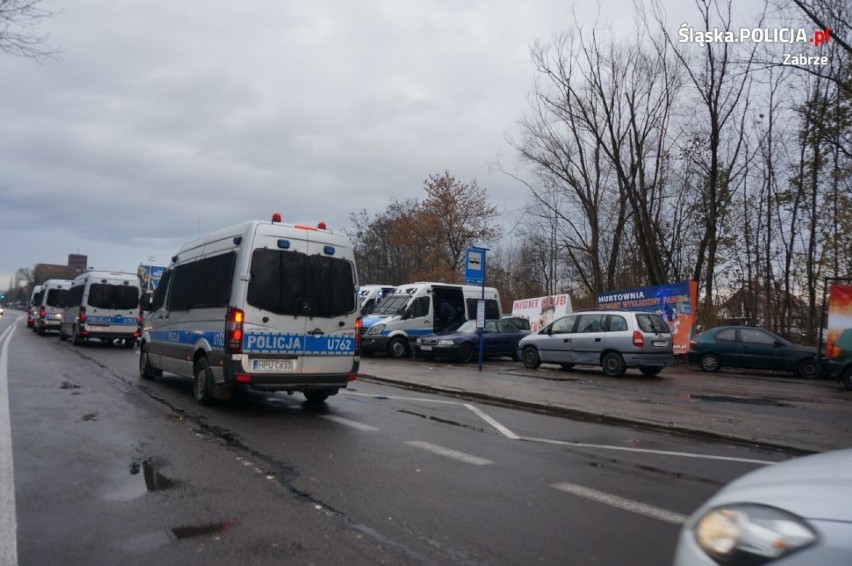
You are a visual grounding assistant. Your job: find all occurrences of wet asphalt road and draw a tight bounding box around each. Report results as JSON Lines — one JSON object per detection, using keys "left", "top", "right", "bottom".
{"left": 1, "top": 312, "right": 802, "bottom": 565}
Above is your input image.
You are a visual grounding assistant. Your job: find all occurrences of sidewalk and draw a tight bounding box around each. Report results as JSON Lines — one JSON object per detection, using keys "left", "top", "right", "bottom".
{"left": 358, "top": 357, "right": 852, "bottom": 454}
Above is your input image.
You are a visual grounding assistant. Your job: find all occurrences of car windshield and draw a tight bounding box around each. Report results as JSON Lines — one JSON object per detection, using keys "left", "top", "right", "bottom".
{"left": 374, "top": 294, "right": 410, "bottom": 315}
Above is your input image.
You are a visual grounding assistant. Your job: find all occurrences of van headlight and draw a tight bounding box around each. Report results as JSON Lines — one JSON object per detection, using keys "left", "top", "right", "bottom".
{"left": 693, "top": 504, "right": 817, "bottom": 565}
{"left": 367, "top": 324, "right": 385, "bottom": 336}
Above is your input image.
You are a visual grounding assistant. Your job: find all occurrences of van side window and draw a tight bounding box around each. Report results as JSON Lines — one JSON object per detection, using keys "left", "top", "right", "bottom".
{"left": 551, "top": 315, "right": 577, "bottom": 334}
{"left": 464, "top": 298, "right": 501, "bottom": 320}
{"left": 151, "top": 270, "right": 171, "bottom": 311}
{"left": 248, "top": 249, "right": 356, "bottom": 317}
{"left": 410, "top": 296, "right": 430, "bottom": 318}
{"left": 169, "top": 252, "right": 236, "bottom": 311}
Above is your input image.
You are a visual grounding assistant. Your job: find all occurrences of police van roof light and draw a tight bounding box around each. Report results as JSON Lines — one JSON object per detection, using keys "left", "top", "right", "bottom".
{"left": 318, "top": 221, "right": 327, "bottom": 230}
{"left": 271, "top": 213, "right": 282, "bottom": 223}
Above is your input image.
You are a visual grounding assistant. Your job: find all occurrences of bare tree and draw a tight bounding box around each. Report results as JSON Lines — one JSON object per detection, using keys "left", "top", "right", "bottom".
{"left": 0, "top": 0, "right": 57, "bottom": 59}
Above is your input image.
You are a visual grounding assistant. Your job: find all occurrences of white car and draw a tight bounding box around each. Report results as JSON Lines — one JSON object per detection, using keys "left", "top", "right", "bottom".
{"left": 673, "top": 448, "right": 852, "bottom": 565}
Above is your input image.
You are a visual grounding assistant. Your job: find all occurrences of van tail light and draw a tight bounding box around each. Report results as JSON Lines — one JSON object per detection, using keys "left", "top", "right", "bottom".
{"left": 225, "top": 307, "right": 244, "bottom": 354}
{"left": 632, "top": 330, "right": 644, "bottom": 347}
{"left": 354, "top": 317, "right": 362, "bottom": 357}
{"left": 79, "top": 306, "right": 87, "bottom": 324}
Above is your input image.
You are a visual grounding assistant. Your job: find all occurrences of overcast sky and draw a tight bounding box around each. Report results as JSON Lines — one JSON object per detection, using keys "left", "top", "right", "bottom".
{"left": 1, "top": 0, "right": 699, "bottom": 289}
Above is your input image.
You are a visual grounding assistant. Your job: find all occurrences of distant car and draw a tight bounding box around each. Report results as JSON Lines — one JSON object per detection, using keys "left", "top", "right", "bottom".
{"left": 415, "top": 319, "right": 526, "bottom": 363}
{"left": 672, "top": 448, "right": 852, "bottom": 565}
{"left": 687, "top": 326, "right": 821, "bottom": 379}
{"left": 828, "top": 328, "right": 852, "bottom": 390}
{"left": 501, "top": 316, "right": 531, "bottom": 333}
{"left": 517, "top": 310, "right": 674, "bottom": 377}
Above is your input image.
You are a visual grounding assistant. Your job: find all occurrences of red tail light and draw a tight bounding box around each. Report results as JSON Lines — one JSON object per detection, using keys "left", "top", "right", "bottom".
{"left": 225, "top": 307, "right": 244, "bottom": 354}
{"left": 632, "top": 330, "right": 644, "bottom": 347}
{"left": 354, "top": 317, "right": 362, "bottom": 357}
{"left": 689, "top": 340, "right": 698, "bottom": 349}
{"left": 79, "top": 306, "right": 87, "bottom": 324}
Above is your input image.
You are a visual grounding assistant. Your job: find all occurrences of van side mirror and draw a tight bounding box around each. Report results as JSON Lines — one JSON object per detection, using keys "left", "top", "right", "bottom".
{"left": 140, "top": 293, "right": 153, "bottom": 312}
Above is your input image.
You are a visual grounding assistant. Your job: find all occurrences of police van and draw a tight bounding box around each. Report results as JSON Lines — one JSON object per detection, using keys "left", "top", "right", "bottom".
{"left": 60, "top": 271, "right": 141, "bottom": 347}
{"left": 358, "top": 284, "right": 396, "bottom": 315}
{"left": 34, "top": 279, "right": 73, "bottom": 335}
{"left": 361, "top": 282, "right": 501, "bottom": 357}
{"left": 27, "top": 284, "right": 44, "bottom": 329}
{"left": 139, "top": 215, "right": 360, "bottom": 405}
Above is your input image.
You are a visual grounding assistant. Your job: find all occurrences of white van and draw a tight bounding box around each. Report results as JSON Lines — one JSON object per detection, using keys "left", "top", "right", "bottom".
{"left": 27, "top": 284, "right": 44, "bottom": 329}
{"left": 361, "top": 282, "right": 501, "bottom": 357}
{"left": 60, "top": 271, "right": 141, "bottom": 347}
{"left": 34, "top": 279, "right": 73, "bottom": 335}
{"left": 358, "top": 284, "right": 396, "bottom": 315}
{"left": 139, "top": 215, "right": 360, "bottom": 405}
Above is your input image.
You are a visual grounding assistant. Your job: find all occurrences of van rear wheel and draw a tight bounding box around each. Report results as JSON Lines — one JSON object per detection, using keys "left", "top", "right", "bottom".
{"left": 639, "top": 366, "right": 662, "bottom": 377}
{"left": 193, "top": 358, "right": 215, "bottom": 406}
{"left": 304, "top": 390, "right": 330, "bottom": 403}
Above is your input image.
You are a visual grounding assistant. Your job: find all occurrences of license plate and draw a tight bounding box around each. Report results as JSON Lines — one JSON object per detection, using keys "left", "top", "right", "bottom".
{"left": 251, "top": 359, "right": 296, "bottom": 372}
{"left": 420, "top": 345, "right": 433, "bottom": 351}
{"left": 652, "top": 340, "right": 667, "bottom": 347}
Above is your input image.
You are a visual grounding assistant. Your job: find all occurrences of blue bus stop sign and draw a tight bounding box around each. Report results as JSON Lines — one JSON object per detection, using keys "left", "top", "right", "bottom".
{"left": 465, "top": 248, "right": 485, "bottom": 285}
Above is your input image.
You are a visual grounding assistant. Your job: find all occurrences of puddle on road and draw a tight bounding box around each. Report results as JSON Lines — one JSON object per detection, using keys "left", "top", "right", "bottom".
{"left": 105, "top": 460, "right": 176, "bottom": 501}
{"left": 677, "top": 393, "right": 788, "bottom": 407}
{"left": 120, "top": 521, "right": 233, "bottom": 553}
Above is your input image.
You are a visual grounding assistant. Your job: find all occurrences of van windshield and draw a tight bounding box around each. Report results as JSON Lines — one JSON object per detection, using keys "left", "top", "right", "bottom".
{"left": 88, "top": 284, "right": 140, "bottom": 310}
{"left": 373, "top": 294, "right": 409, "bottom": 316}
{"left": 247, "top": 249, "right": 356, "bottom": 317}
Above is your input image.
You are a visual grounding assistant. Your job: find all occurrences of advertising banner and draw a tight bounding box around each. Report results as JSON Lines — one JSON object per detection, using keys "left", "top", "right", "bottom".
{"left": 511, "top": 294, "right": 573, "bottom": 333}
{"left": 137, "top": 264, "right": 166, "bottom": 292}
{"left": 826, "top": 283, "right": 852, "bottom": 356}
{"left": 596, "top": 281, "right": 698, "bottom": 354}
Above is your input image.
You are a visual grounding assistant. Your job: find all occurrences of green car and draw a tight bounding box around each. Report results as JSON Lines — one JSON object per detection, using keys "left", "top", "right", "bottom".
{"left": 828, "top": 328, "right": 852, "bottom": 391}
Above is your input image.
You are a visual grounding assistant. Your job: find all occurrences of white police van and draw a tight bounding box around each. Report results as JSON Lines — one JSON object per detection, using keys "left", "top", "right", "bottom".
{"left": 139, "top": 215, "right": 360, "bottom": 405}
{"left": 27, "top": 284, "right": 44, "bottom": 329}
{"left": 34, "top": 279, "right": 73, "bottom": 335}
{"left": 361, "top": 282, "right": 501, "bottom": 357}
{"left": 60, "top": 271, "right": 141, "bottom": 347}
{"left": 358, "top": 284, "right": 396, "bottom": 315}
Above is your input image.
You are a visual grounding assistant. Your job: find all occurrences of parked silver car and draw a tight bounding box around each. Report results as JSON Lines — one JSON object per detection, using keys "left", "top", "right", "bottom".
{"left": 517, "top": 310, "right": 674, "bottom": 377}
{"left": 673, "top": 448, "right": 852, "bottom": 565}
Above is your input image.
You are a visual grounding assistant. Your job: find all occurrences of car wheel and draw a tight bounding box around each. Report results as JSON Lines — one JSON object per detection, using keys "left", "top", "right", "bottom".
{"left": 387, "top": 337, "right": 409, "bottom": 358}
{"left": 639, "top": 366, "right": 662, "bottom": 377}
{"left": 304, "top": 390, "right": 330, "bottom": 403}
{"left": 139, "top": 343, "right": 161, "bottom": 380}
{"left": 795, "top": 358, "right": 820, "bottom": 380}
{"left": 458, "top": 343, "right": 476, "bottom": 363}
{"left": 698, "top": 353, "right": 721, "bottom": 372}
{"left": 842, "top": 368, "right": 852, "bottom": 391}
{"left": 193, "top": 358, "right": 215, "bottom": 406}
{"left": 522, "top": 347, "right": 541, "bottom": 369}
{"left": 560, "top": 363, "right": 575, "bottom": 371}
{"left": 601, "top": 352, "right": 626, "bottom": 377}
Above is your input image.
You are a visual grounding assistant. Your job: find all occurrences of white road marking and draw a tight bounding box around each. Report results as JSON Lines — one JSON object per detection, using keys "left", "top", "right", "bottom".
{"left": 345, "top": 390, "right": 776, "bottom": 464}
{"left": 525, "top": 437, "right": 774, "bottom": 465}
{"left": 405, "top": 441, "right": 494, "bottom": 465}
{"left": 552, "top": 482, "right": 688, "bottom": 525}
{"left": 464, "top": 404, "right": 520, "bottom": 440}
{"left": 0, "top": 325, "right": 19, "bottom": 565}
{"left": 320, "top": 415, "right": 379, "bottom": 431}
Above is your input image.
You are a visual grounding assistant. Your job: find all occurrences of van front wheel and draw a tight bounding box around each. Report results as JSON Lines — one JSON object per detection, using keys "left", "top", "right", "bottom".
{"left": 139, "top": 343, "right": 161, "bottom": 380}
{"left": 387, "top": 337, "right": 409, "bottom": 358}
{"left": 193, "top": 358, "right": 215, "bottom": 406}
{"left": 522, "top": 347, "right": 541, "bottom": 369}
